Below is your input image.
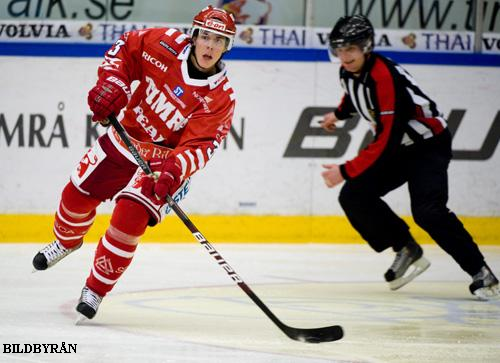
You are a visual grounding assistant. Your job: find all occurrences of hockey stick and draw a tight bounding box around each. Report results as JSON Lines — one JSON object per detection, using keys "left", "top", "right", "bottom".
{"left": 107, "top": 115, "right": 344, "bottom": 343}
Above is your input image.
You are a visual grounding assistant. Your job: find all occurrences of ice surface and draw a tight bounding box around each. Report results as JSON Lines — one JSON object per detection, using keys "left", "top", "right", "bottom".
{"left": 1, "top": 243, "right": 499, "bottom": 363}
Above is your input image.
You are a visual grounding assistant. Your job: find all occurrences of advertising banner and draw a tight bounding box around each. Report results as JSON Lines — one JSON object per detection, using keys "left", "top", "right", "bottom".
{"left": 1, "top": 20, "right": 499, "bottom": 54}
{"left": 1, "top": 58, "right": 499, "bottom": 216}
{"left": 1, "top": 0, "right": 499, "bottom": 32}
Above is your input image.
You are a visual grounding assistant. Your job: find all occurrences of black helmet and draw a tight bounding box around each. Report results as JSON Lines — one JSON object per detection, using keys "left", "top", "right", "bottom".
{"left": 328, "top": 15, "right": 374, "bottom": 55}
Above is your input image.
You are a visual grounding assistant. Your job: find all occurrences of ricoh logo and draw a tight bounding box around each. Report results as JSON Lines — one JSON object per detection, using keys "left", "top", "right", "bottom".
{"left": 3, "top": 342, "right": 77, "bottom": 354}
{"left": 142, "top": 51, "right": 168, "bottom": 72}
{"left": 205, "top": 19, "right": 226, "bottom": 31}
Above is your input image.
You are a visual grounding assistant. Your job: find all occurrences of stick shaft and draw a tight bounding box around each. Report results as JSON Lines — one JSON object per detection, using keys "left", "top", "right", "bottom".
{"left": 107, "top": 115, "right": 343, "bottom": 342}
{"left": 107, "top": 115, "right": 281, "bottom": 315}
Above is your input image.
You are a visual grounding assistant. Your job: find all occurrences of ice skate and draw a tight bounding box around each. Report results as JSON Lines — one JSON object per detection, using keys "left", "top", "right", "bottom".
{"left": 32, "top": 240, "right": 82, "bottom": 271}
{"left": 469, "top": 265, "right": 500, "bottom": 301}
{"left": 384, "top": 239, "right": 430, "bottom": 290}
{"left": 75, "top": 286, "right": 103, "bottom": 322}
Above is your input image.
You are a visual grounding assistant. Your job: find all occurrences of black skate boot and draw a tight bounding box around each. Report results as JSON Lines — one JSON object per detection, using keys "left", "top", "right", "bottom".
{"left": 384, "top": 238, "right": 430, "bottom": 290}
{"left": 469, "top": 265, "right": 500, "bottom": 301}
{"left": 76, "top": 286, "right": 103, "bottom": 320}
{"left": 32, "top": 240, "right": 82, "bottom": 271}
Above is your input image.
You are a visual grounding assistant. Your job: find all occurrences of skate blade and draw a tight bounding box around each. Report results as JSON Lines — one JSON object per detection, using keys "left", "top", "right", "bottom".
{"left": 389, "top": 256, "right": 431, "bottom": 291}
{"left": 75, "top": 314, "right": 88, "bottom": 325}
{"left": 473, "top": 285, "right": 500, "bottom": 301}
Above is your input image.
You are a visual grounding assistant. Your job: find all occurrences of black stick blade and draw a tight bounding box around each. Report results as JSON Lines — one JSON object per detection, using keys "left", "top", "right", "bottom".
{"left": 285, "top": 325, "right": 344, "bottom": 343}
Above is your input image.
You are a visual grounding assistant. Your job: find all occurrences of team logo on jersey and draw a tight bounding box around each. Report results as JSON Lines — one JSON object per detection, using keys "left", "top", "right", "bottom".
{"left": 132, "top": 171, "right": 146, "bottom": 189}
{"left": 76, "top": 148, "right": 99, "bottom": 178}
{"left": 173, "top": 86, "right": 184, "bottom": 97}
{"left": 144, "top": 76, "right": 188, "bottom": 132}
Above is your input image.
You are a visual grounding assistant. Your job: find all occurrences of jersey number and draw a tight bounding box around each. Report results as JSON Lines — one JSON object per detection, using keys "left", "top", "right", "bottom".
{"left": 108, "top": 39, "right": 125, "bottom": 56}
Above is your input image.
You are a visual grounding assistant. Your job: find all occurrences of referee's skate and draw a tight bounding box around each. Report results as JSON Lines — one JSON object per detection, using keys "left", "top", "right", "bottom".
{"left": 384, "top": 238, "right": 430, "bottom": 290}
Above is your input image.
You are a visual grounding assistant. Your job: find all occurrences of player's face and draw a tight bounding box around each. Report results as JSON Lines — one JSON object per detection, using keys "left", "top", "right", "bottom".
{"left": 193, "top": 30, "right": 228, "bottom": 71}
{"left": 335, "top": 45, "right": 366, "bottom": 74}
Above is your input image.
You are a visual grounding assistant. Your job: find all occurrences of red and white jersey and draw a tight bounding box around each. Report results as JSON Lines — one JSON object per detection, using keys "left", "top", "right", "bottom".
{"left": 96, "top": 27, "right": 235, "bottom": 180}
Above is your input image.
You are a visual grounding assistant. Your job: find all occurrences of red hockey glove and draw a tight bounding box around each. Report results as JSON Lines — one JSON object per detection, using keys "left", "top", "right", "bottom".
{"left": 141, "top": 157, "right": 182, "bottom": 204}
{"left": 87, "top": 75, "right": 130, "bottom": 124}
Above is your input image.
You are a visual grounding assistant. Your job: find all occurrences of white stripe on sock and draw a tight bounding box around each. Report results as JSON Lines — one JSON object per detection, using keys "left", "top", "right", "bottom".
{"left": 102, "top": 235, "right": 135, "bottom": 259}
{"left": 53, "top": 227, "right": 84, "bottom": 241}
{"left": 57, "top": 207, "right": 95, "bottom": 227}
{"left": 91, "top": 265, "right": 118, "bottom": 285}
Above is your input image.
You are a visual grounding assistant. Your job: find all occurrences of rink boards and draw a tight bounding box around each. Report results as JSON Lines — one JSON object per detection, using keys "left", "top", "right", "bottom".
{"left": 1, "top": 49, "right": 499, "bottom": 245}
{"left": 0, "top": 214, "right": 499, "bottom": 244}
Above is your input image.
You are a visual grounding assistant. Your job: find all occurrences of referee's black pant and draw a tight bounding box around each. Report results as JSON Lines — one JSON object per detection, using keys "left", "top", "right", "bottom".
{"left": 338, "top": 129, "right": 485, "bottom": 276}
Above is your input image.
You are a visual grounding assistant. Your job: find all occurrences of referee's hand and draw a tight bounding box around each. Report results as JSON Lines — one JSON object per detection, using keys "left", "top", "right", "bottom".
{"left": 319, "top": 112, "right": 338, "bottom": 132}
{"left": 321, "top": 163, "right": 344, "bottom": 188}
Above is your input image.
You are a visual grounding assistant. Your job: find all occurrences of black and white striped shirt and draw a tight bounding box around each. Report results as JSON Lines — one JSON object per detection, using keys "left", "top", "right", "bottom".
{"left": 334, "top": 53, "right": 447, "bottom": 179}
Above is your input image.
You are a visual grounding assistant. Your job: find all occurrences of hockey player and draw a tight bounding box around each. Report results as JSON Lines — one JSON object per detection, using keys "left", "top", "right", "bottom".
{"left": 32, "top": 6, "right": 237, "bottom": 319}
{"left": 320, "top": 15, "right": 499, "bottom": 300}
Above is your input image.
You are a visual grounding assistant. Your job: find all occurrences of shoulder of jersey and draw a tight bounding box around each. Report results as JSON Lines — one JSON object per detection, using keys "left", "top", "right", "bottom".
{"left": 145, "top": 27, "right": 191, "bottom": 58}
{"left": 212, "top": 77, "right": 236, "bottom": 110}
{"left": 371, "top": 55, "right": 396, "bottom": 82}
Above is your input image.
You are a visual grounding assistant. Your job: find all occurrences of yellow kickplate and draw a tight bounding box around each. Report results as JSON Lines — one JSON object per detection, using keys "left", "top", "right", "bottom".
{"left": 0, "top": 214, "right": 498, "bottom": 244}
